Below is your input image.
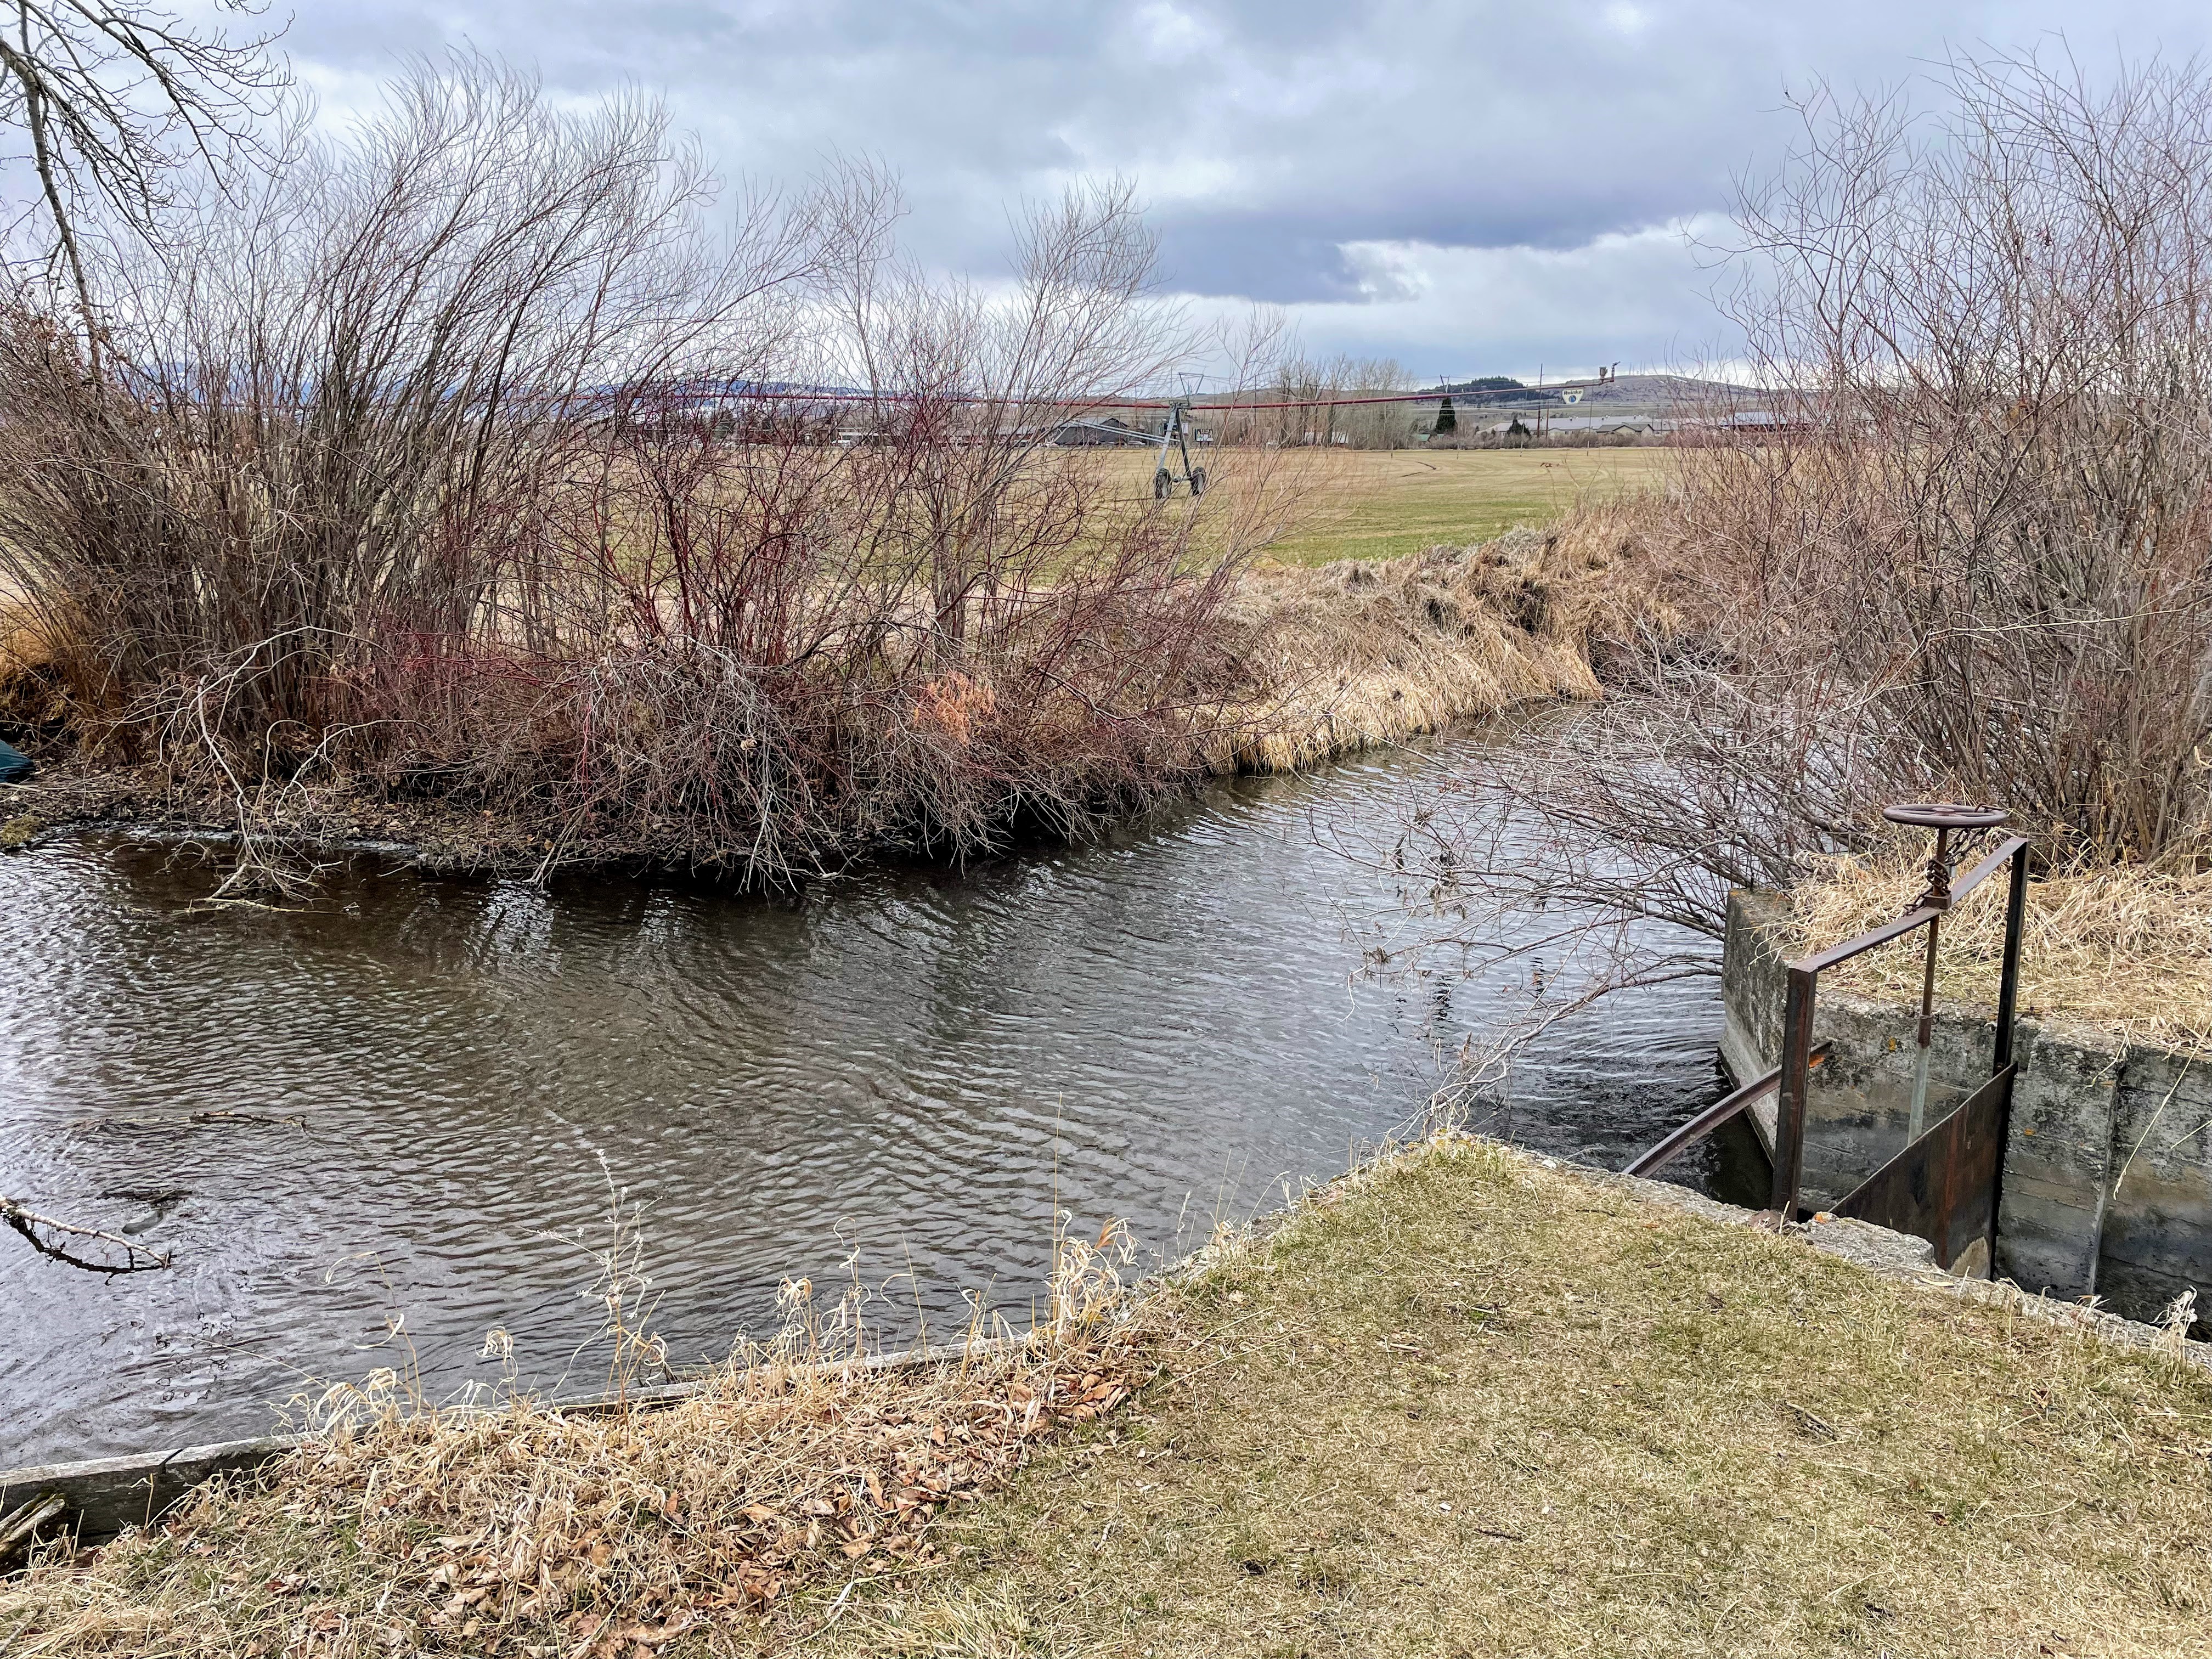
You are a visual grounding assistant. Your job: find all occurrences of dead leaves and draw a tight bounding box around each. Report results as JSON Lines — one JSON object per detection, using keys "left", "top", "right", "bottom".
{"left": 561, "top": 1609, "right": 696, "bottom": 1656}
{"left": 251, "top": 1334, "right": 1147, "bottom": 1656}
{"left": 0, "top": 1326, "right": 1155, "bottom": 1658}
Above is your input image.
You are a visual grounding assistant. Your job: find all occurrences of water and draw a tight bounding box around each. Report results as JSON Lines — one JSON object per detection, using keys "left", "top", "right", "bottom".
{"left": 0, "top": 733, "right": 1735, "bottom": 1468}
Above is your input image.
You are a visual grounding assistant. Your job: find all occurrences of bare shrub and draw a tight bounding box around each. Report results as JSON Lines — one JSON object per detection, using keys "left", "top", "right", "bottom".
{"left": 1410, "top": 48, "right": 2212, "bottom": 1001}
{"left": 389, "top": 398, "right": 1259, "bottom": 880}
{"left": 354, "top": 177, "right": 1272, "bottom": 881}
{"left": 0, "top": 57, "right": 1290, "bottom": 886}
{"left": 1711, "top": 47, "right": 2212, "bottom": 864}
{"left": 0, "top": 55, "right": 831, "bottom": 738}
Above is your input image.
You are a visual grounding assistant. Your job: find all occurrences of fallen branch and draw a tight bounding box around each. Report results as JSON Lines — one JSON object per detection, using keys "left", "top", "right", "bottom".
{"left": 1, "top": 1198, "right": 171, "bottom": 1273}
{"left": 71, "top": 1109, "right": 305, "bottom": 1133}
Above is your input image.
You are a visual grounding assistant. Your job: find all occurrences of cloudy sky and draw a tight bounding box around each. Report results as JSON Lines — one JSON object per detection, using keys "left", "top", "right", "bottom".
{"left": 280, "top": 2, "right": 2212, "bottom": 381}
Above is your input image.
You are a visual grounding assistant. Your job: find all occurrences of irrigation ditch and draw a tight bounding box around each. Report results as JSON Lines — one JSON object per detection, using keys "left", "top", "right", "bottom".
{"left": 0, "top": 721, "right": 1734, "bottom": 1472}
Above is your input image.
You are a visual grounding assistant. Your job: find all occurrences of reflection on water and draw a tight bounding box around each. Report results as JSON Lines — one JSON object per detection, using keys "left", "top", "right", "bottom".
{"left": 0, "top": 735, "right": 1728, "bottom": 1466}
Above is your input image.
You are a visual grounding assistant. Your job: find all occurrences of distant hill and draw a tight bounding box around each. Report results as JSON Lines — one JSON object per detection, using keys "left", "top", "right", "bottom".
{"left": 1558, "top": 373, "right": 1765, "bottom": 404}
{"left": 1419, "top": 373, "right": 1768, "bottom": 413}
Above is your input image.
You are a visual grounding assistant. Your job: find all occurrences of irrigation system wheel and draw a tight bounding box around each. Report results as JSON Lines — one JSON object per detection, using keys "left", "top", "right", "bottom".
{"left": 1189, "top": 467, "right": 1207, "bottom": 498}
{"left": 1153, "top": 470, "right": 1171, "bottom": 500}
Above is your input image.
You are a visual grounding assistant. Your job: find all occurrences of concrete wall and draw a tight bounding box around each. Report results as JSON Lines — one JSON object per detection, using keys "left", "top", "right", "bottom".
{"left": 1720, "top": 890, "right": 2206, "bottom": 1330}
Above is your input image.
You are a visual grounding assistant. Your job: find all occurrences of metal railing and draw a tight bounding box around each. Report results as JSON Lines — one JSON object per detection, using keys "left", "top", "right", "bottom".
{"left": 1630, "top": 802, "right": 2032, "bottom": 1270}
{"left": 1622, "top": 1042, "right": 1829, "bottom": 1179}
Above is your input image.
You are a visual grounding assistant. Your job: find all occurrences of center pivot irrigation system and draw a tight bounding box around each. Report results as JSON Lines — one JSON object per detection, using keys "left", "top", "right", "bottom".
{"left": 1153, "top": 400, "right": 1206, "bottom": 499}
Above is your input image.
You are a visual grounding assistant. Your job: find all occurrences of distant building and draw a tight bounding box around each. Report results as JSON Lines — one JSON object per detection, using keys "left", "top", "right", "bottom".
{"left": 1480, "top": 414, "right": 1663, "bottom": 437}
{"left": 1052, "top": 415, "right": 1152, "bottom": 447}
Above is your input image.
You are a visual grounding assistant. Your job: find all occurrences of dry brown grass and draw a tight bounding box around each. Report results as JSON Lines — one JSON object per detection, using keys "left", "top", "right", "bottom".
{"left": 0, "top": 1244, "right": 1157, "bottom": 1658}
{"left": 0, "top": 591, "right": 54, "bottom": 684}
{"left": 1216, "top": 498, "right": 1673, "bottom": 772}
{"left": 1781, "top": 836, "right": 2212, "bottom": 1052}
{"left": 837, "top": 1139, "right": 2212, "bottom": 1658}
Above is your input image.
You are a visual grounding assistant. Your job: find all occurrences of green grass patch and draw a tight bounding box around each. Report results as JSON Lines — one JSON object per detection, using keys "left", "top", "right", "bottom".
{"left": 1264, "top": 448, "right": 1673, "bottom": 566}
{"left": 1088, "top": 447, "right": 1674, "bottom": 567}
{"left": 846, "top": 1141, "right": 2212, "bottom": 1658}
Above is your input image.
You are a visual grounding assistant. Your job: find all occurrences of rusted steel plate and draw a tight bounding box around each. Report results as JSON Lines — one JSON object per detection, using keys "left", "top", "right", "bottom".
{"left": 1833, "top": 1064, "right": 2015, "bottom": 1269}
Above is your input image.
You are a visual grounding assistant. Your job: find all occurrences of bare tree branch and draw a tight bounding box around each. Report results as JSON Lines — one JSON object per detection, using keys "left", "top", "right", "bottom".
{"left": 0, "top": 1, "right": 287, "bottom": 364}
{"left": 1, "top": 1196, "right": 170, "bottom": 1273}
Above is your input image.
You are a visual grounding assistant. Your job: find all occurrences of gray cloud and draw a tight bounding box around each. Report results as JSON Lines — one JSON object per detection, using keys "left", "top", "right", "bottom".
{"left": 280, "top": 1, "right": 2212, "bottom": 370}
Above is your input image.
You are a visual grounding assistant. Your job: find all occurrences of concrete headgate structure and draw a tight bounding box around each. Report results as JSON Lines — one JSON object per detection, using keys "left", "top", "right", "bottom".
{"left": 1631, "top": 804, "right": 2209, "bottom": 1332}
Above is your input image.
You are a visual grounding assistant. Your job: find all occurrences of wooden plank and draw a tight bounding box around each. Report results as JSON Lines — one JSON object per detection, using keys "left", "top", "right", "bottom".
{"left": 0, "top": 1436, "right": 296, "bottom": 1544}
{"left": 0, "top": 1491, "right": 69, "bottom": 1562}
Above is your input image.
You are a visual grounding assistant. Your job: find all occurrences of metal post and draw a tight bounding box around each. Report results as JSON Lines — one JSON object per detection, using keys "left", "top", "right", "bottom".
{"left": 1983, "top": 839, "right": 2032, "bottom": 1270}
{"left": 1993, "top": 841, "right": 2029, "bottom": 1075}
{"left": 1908, "top": 915, "right": 1939, "bottom": 1142}
{"left": 1906, "top": 825, "right": 1954, "bottom": 1141}
{"left": 1769, "top": 966, "right": 1817, "bottom": 1220}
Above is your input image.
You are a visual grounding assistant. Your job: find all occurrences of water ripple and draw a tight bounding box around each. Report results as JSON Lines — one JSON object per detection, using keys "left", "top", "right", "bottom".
{"left": 0, "top": 733, "right": 1729, "bottom": 1465}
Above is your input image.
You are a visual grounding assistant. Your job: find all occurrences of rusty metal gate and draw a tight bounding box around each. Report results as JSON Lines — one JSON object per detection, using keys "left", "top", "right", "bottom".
{"left": 1627, "top": 804, "right": 2032, "bottom": 1271}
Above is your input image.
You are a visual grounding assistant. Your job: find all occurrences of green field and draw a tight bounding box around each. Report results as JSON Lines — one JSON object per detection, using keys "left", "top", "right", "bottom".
{"left": 1099, "top": 445, "right": 1675, "bottom": 566}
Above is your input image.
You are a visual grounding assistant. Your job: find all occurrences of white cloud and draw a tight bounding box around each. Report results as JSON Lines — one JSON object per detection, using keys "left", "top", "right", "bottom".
{"left": 266, "top": 1, "right": 2212, "bottom": 370}
{"left": 1131, "top": 2, "right": 1219, "bottom": 64}
{"left": 1600, "top": 3, "right": 1654, "bottom": 40}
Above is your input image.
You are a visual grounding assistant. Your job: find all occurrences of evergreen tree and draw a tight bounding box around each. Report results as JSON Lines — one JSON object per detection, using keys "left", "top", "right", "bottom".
{"left": 1433, "top": 396, "right": 1457, "bottom": 436}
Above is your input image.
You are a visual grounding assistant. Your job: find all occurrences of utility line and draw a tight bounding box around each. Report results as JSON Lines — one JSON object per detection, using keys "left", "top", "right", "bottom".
{"left": 641, "top": 380, "right": 1606, "bottom": 414}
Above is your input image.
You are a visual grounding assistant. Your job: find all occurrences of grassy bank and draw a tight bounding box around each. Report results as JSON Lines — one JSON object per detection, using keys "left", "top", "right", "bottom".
{"left": 0, "top": 505, "right": 1668, "bottom": 881}
{"left": 1218, "top": 505, "right": 1666, "bottom": 772}
{"left": 843, "top": 1141, "right": 2212, "bottom": 1658}
{"left": 9, "top": 1142, "right": 2208, "bottom": 1656}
